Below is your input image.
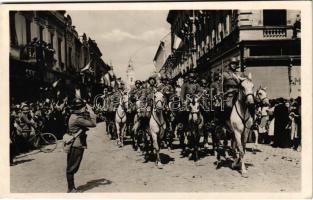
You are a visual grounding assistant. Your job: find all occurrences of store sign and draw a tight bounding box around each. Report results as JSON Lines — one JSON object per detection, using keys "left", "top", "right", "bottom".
{"left": 290, "top": 66, "right": 301, "bottom": 98}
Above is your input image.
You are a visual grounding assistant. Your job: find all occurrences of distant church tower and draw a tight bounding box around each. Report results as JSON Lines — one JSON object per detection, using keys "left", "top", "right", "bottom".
{"left": 126, "top": 59, "right": 135, "bottom": 90}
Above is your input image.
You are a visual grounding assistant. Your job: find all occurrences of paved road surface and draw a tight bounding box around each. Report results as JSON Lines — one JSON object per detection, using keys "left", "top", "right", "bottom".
{"left": 11, "top": 122, "right": 301, "bottom": 193}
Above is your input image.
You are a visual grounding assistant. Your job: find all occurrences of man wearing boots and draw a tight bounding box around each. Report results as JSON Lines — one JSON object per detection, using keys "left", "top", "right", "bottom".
{"left": 66, "top": 98, "right": 96, "bottom": 193}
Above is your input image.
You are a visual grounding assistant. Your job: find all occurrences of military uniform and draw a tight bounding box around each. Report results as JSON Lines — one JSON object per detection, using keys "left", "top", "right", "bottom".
{"left": 66, "top": 99, "right": 96, "bottom": 193}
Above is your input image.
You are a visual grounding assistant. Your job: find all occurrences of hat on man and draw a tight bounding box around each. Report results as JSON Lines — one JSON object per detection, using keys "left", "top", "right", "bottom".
{"left": 148, "top": 76, "right": 156, "bottom": 84}
{"left": 71, "top": 98, "right": 86, "bottom": 110}
{"left": 228, "top": 57, "right": 239, "bottom": 70}
{"left": 135, "top": 80, "right": 141, "bottom": 85}
{"left": 21, "top": 104, "right": 30, "bottom": 112}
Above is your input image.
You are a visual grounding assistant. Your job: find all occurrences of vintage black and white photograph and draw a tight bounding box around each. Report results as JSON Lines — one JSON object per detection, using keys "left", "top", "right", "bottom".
{"left": 2, "top": 2, "right": 311, "bottom": 196}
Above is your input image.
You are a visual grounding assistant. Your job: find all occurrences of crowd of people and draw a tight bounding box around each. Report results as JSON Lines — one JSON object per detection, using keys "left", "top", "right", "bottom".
{"left": 10, "top": 96, "right": 69, "bottom": 165}
{"left": 254, "top": 96, "right": 302, "bottom": 151}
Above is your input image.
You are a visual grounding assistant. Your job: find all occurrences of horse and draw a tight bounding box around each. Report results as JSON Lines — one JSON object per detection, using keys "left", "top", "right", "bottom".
{"left": 251, "top": 86, "right": 269, "bottom": 152}
{"left": 167, "top": 94, "right": 182, "bottom": 148}
{"left": 115, "top": 93, "right": 128, "bottom": 147}
{"left": 132, "top": 97, "right": 150, "bottom": 153}
{"left": 186, "top": 93, "right": 204, "bottom": 162}
{"left": 149, "top": 91, "right": 166, "bottom": 168}
{"left": 226, "top": 73, "right": 255, "bottom": 178}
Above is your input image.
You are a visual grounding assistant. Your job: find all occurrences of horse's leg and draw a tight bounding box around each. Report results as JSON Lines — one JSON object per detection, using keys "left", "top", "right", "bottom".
{"left": 151, "top": 129, "right": 162, "bottom": 168}
{"left": 120, "top": 122, "right": 126, "bottom": 147}
{"left": 203, "top": 127, "right": 209, "bottom": 149}
{"left": 241, "top": 126, "right": 250, "bottom": 177}
{"left": 116, "top": 122, "right": 121, "bottom": 146}
{"left": 132, "top": 117, "right": 140, "bottom": 151}
{"left": 233, "top": 127, "right": 248, "bottom": 177}
{"left": 177, "top": 125, "right": 185, "bottom": 155}
{"left": 253, "top": 129, "right": 258, "bottom": 153}
{"left": 194, "top": 129, "right": 200, "bottom": 162}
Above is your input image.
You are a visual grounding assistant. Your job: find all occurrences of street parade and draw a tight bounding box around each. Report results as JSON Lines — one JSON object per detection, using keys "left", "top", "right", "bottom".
{"left": 8, "top": 9, "right": 303, "bottom": 193}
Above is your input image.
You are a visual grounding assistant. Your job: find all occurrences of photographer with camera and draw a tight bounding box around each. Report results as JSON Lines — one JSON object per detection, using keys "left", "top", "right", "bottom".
{"left": 65, "top": 98, "right": 96, "bottom": 193}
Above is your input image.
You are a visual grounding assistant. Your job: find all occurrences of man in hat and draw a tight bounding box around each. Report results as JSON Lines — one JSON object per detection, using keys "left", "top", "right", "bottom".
{"left": 66, "top": 98, "right": 96, "bottom": 193}
{"left": 19, "top": 104, "right": 36, "bottom": 138}
{"left": 222, "top": 57, "right": 243, "bottom": 97}
{"left": 180, "top": 72, "right": 204, "bottom": 104}
{"left": 129, "top": 80, "right": 142, "bottom": 111}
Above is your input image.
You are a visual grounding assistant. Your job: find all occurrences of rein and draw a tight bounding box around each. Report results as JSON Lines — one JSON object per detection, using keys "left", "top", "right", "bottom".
{"left": 233, "top": 90, "right": 253, "bottom": 135}
{"left": 116, "top": 102, "right": 126, "bottom": 121}
{"left": 152, "top": 108, "right": 165, "bottom": 131}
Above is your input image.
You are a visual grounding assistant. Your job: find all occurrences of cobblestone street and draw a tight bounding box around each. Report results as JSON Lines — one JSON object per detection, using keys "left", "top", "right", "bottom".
{"left": 10, "top": 122, "right": 301, "bottom": 193}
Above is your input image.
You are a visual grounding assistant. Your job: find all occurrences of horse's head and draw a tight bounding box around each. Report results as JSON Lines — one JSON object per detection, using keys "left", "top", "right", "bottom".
{"left": 187, "top": 94, "right": 201, "bottom": 123}
{"left": 120, "top": 93, "right": 129, "bottom": 110}
{"left": 235, "top": 73, "right": 255, "bottom": 106}
{"left": 154, "top": 91, "right": 165, "bottom": 110}
{"left": 255, "top": 86, "right": 270, "bottom": 106}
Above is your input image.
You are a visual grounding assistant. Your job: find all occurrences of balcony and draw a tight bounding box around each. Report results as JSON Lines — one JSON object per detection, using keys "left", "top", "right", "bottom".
{"left": 19, "top": 39, "right": 57, "bottom": 68}
{"left": 263, "top": 28, "right": 287, "bottom": 38}
{"left": 239, "top": 26, "right": 297, "bottom": 41}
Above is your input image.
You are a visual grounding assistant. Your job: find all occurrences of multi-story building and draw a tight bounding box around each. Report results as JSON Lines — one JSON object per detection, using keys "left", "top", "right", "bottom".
{"left": 165, "top": 10, "right": 301, "bottom": 98}
{"left": 153, "top": 33, "right": 171, "bottom": 77}
{"left": 9, "top": 11, "right": 110, "bottom": 102}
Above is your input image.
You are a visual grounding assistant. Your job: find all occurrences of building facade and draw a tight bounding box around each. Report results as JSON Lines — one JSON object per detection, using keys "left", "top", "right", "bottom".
{"left": 164, "top": 10, "right": 301, "bottom": 98}
{"left": 10, "top": 11, "right": 111, "bottom": 102}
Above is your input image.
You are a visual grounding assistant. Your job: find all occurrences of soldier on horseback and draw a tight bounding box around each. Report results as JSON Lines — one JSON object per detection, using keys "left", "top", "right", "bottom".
{"left": 223, "top": 57, "right": 244, "bottom": 109}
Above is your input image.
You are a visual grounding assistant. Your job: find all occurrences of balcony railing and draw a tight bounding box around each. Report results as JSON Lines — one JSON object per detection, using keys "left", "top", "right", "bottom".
{"left": 240, "top": 26, "right": 297, "bottom": 41}
{"left": 20, "top": 39, "right": 57, "bottom": 68}
{"left": 263, "top": 27, "right": 287, "bottom": 38}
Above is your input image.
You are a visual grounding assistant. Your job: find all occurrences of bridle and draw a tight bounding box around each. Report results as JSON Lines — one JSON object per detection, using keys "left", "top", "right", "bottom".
{"left": 239, "top": 79, "right": 254, "bottom": 102}
{"left": 116, "top": 96, "right": 127, "bottom": 121}
{"left": 152, "top": 93, "right": 166, "bottom": 131}
{"left": 154, "top": 92, "right": 165, "bottom": 111}
{"left": 233, "top": 78, "right": 254, "bottom": 134}
{"left": 255, "top": 88, "right": 269, "bottom": 106}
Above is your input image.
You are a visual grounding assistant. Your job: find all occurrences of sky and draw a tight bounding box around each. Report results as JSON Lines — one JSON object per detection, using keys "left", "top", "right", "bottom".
{"left": 67, "top": 10, "right": 170, "bottom": 81}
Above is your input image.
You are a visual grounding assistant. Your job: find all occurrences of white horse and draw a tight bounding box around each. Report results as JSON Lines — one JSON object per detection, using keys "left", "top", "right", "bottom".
{"left": 226, "top": 73, "right": 254, "bottom": 178}
{"left": 115, "top": 93, "right": 128, "bottom": 147}
{"left": 149, "top": 91, "right": 166, "bottom": 168}
{"left": 251, "top": 86, "right": 269, "bottom": 153}
{"left": 186, "top": 94, "right": 204, "bottom": 162}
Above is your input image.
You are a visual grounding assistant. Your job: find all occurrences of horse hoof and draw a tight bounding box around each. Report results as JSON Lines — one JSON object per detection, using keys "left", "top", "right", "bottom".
{"left": 156, "top": 162, "right": 163, "bottom": 169}
{"left": 241, "top": 172, "right": 248, "bottom": 178}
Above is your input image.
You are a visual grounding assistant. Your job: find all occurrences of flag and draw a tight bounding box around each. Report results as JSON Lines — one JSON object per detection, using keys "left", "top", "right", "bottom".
{"left": 81, "top": 61, "right": 91, "bottom": 73}
{"left": 104, "top": 73, "right": 111, "bottom": 86}
{"left": 173, "top": 34, "right": 182, "bottom": 50}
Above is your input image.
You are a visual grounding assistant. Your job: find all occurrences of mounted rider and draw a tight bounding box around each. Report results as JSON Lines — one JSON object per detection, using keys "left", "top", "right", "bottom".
{"left": 180, "top": 72, "right": 204, "bottom": 108}
{"left": 222, "top": 57, "right": 244, "bottom": 109}
{"left": 210, "top": 72, "right": 223, "bottom": 110}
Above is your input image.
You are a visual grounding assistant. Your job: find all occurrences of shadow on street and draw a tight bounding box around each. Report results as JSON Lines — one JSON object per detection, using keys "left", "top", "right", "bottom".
{"left": 12, "top": 159, "right": 35, "bottom": 166}
{"left": 77, "top": 178, "right": 112, "bottom": 192}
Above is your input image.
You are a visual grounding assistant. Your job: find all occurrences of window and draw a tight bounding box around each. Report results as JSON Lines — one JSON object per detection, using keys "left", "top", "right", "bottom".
{"left": 58, "top": 38, "right": 62, "bottom": 68}
{"left": 263, "top": 10, "right": 287, "bottom": 26}
{"left": 50, "top": 32, "right": 54, "bottom": 48}
{"left": 39, "top": 26, "right": 44, "bottom": 41}
{"left": 225, "top": 15, "right": 231, "bottom": 35}
{"left": 69, "top": 47, "right": 72, "bottom": 67}
{"left": 26, "top": 19, "right": 31, "bottom": 44}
